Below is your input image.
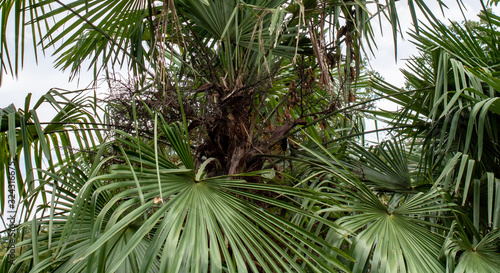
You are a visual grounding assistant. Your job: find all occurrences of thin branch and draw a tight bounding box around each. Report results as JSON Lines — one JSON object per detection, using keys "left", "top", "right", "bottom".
{"left": 269, "top": 88, "right": 426, "bottom": 147}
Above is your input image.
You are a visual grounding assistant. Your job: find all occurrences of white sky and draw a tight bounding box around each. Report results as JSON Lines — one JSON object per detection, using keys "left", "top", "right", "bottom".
{"left": 1, "top": 48, "right": 96, "bottom": 109}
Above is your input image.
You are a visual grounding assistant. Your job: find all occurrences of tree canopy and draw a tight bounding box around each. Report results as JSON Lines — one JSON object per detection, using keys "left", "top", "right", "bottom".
{"left": 1, "top": 1, "right": 500, "bottom": 272}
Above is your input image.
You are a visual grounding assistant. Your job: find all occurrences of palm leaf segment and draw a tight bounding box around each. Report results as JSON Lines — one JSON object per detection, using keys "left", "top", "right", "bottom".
{"left": 288, "top": 138, "right": 451, "bottom": 273}
{"left": 443, "top": 222, "right": 500, "bottom": 272}
{"left": 338, "top": 188, "right": 448, "bottom": 273}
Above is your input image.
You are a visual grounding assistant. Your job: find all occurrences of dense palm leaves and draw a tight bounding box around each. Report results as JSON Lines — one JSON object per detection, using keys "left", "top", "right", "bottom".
{"left": 1, "top": 0, "right": 500, "bottom": 273}
{"left": 0, "top": 90, "right": 105, "bottom": 225}
{"left": 374, "top": 9, "right": 500, "bottom": 230}
{"left": 372, "top": 8, "right": 500, "bottom": 272}
{"left": 4, "top": 119, "right": 351, "bottom": 272}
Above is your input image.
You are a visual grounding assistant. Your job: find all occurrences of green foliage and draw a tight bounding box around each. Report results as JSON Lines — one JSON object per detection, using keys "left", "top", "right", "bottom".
{"left": 371, "top": 8, "right": 500, "bottom": 272}
{"left": 1, "top": 1, "right": 500, "bottom": 273}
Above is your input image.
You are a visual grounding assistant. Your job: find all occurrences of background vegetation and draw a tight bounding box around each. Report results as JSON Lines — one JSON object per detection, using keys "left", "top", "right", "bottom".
{"left": 1, "top": 0, "right": 500, "bottom": 272}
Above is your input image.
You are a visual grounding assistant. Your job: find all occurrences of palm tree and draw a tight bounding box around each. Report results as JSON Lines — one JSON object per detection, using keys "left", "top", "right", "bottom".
{"left": 2, "top": 0, "right": 499, "bottom": 272}
{"left": 0, "top": 0, "right": 438, "bottom": 174}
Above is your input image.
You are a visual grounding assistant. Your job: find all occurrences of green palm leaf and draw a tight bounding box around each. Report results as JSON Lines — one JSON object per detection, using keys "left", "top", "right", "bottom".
{"left": 443, "top": 222, "right": 500, "bottom": 273}
{"left": 288, "top": 135, "right": 451, "bottom": 273}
